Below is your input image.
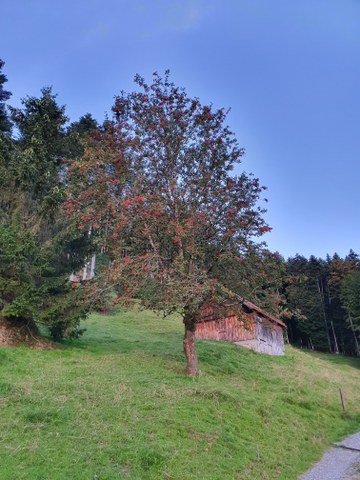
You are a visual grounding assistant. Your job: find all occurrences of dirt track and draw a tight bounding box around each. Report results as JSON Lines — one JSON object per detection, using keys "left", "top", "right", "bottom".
{"left": 299, "top": 432, "right": 360, "bottom": 480}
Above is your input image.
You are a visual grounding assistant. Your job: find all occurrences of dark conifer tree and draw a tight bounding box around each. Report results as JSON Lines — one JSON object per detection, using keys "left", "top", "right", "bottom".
{"left": 341, "top": 270, "right": 360, "bottom": 356}
{"left": 285, "top": 255, "right": 331, "bottom": 351}
{"left": 285, "top": 250, "right": 360, "bottom": 356}
{"left": 0, "top": 59, "right": 11, "bottom": 134}
{"left": 0, "top": 88, "right": 92, "bottom": 343}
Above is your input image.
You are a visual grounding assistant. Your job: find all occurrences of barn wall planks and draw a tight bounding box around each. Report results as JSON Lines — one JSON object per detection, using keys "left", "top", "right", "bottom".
{"left": 195, "top": 314, "right": 256, "bottom": 342}
{"left": 255, "top": 319, "right": 284, "bottom": 355}
{"left": 195, "top": 304, "right": 285, "bottom": 356}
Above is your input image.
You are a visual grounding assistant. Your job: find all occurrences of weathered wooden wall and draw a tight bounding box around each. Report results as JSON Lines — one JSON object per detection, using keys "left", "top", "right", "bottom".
{"left": 195, "top": 305, "right": 285, "bottom": 356}
{"left": 195, "top": 306, "right": 256, "bottom": 342}
{"left": 253, "top": 317, "right": 284, "bottom": 355}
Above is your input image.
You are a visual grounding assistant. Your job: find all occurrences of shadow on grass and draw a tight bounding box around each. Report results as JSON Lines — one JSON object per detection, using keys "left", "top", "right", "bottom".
{"left": 68, "top": 328, "right": 290, "bottom": 378}
{"left": 66, "top": 325, "right": 186, "bottom": 364}
{"left": 62, "top": 311, "right": 360, "bottom": 379}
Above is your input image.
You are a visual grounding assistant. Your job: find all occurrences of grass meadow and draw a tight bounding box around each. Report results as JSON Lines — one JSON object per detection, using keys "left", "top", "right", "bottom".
{"left": 1, "top": 308, "right": 360, "bottom": 479}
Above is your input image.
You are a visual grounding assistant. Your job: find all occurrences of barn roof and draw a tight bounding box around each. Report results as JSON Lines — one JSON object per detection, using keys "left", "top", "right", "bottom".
{"left": 241, "top": 299, "right": 286, "bottom": 328}
{"left": 197, "top": 296, "right": 286, "bottom": 329}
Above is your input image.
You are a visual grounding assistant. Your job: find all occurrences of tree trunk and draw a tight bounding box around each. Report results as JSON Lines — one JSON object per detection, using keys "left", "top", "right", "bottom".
{"left": 183, "top": 315, "right": 198, "bottom": 376}
{"left": 90, "top": 254, "right": 96, "bottom": 279}
{"left": 348, "top": 314, "right": 360, "bottom": 357}
{"left": 82, "top": 260, "right": 89, "bottom": 281}
{"left": 317, "top": 278, "right": 332, "bottom": 352}
{"left": 330, "top": 320, "right": 340, "bottom": 354}
{"left": 284, "top": 328, "right": 290, "bottom": 344}
{"left": 0, "top": 317, "right": 37, "bottom": 346}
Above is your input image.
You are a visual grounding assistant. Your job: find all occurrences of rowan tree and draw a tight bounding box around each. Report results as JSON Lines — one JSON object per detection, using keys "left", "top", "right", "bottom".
{"left": 67, "top": 72, "right": 282, "bottom": 375}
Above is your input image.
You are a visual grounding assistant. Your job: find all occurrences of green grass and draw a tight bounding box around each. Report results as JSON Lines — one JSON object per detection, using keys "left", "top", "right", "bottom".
{"left": 1, "top": 308, "right": 360, "bottom": 479}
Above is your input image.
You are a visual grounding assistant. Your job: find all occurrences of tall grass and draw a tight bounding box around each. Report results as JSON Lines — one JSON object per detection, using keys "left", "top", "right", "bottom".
{"left": 1, "top": 308, "right": 360, "bottom": 479}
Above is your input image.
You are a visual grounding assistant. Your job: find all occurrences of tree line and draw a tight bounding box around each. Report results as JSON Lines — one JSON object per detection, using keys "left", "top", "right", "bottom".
{"left": 283, "top": 251, "right": 360, "bottom": 356}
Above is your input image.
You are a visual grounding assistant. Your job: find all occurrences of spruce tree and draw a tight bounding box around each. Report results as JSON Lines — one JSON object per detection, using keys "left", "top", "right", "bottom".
{"left": 0, "top": 88, "right": 91, "bottom": 343}
{"left": 285, "top": 255, "right": 331, "bottom": 351}
{"left": 0, "top": 59, "right": 11, "bottom": 134}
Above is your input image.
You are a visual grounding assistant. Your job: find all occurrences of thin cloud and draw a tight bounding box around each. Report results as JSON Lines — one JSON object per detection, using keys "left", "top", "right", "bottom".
{"left": 81, "top": 21, "right": 112, "bottom": 43}
{"left": 133, "top": 0, "right": 216, "bottom": 35}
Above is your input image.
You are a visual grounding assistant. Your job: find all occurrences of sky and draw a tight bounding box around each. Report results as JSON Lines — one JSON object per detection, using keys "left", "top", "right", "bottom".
{"left": 1, "top": 0, "right": 359, "bottom": 260}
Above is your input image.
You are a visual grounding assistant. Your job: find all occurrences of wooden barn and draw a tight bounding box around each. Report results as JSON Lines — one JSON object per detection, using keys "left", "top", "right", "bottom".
{"left": 195, "top": 300, "right": 285, "bottom": 356}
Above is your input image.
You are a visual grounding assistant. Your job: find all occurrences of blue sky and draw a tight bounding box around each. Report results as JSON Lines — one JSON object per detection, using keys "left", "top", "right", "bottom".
{"left": 2, "top": 0, "right": 359, "bottom": 259}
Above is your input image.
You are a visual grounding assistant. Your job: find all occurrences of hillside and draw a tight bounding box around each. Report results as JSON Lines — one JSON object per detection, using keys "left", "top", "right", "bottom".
{"left": 1, "top": 309, "right": 360, "bottom": 479}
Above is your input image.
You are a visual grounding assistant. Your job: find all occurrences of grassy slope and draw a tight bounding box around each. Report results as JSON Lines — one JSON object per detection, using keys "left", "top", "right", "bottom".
{"left": 1, "top": 309, "right": 360, "bottom": 480}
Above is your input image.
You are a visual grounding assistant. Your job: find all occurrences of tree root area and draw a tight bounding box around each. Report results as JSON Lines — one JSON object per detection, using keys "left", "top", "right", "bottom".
{"left": 0, "top": 318, "right": 54, "bottom": 349}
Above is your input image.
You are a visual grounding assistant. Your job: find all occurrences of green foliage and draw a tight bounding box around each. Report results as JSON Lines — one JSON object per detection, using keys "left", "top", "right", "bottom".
{"left": 65, "top": 113, "right": 99, "bottom": 159}
{"left": 0, "top": 88, "right": 91, "bottom": 339}
{"left": 285, "top": 251, "right": 360, "bottom": 355}
{"left": 285, "top": 255, "right": 330, "bottom": 351}
{"left": 0, "top": 310, "right": 360, "bottom": 479}
{"left": 9, "top": 87, "right": 68, "bottom": 201}
{"left": 341, "top": 271, "right": 360, "bottom": 329}
{"left": 0, "top": 59, "right": 11, "bottom": 133}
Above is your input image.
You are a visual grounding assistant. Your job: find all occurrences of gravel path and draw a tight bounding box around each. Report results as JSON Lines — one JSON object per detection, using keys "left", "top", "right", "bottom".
{"left": 299, "top": 432, "right": 360, "bottom": 480}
